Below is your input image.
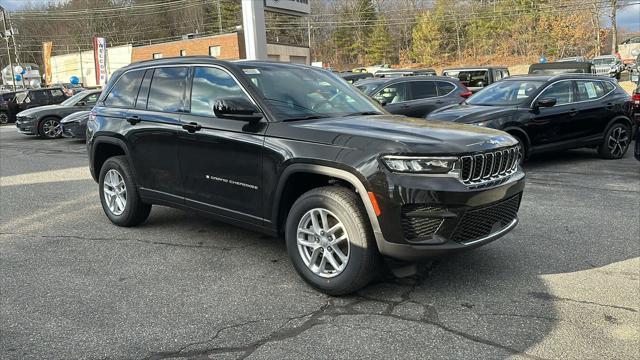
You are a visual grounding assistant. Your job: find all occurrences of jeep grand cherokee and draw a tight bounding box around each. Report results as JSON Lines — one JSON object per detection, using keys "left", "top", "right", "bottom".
{"left": 87, "top": 58, "right": 525, "bottom": 295}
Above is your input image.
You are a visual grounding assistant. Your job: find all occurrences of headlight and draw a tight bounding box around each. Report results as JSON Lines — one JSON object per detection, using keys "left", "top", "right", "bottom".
{"left": 381, "top": 156, "right": 458, "bottom": 174}
{"left": 474, "top": 121, "right": 491, "bottom": 127}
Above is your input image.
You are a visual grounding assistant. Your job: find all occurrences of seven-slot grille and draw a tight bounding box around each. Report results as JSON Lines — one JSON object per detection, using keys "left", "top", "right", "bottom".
{"left": 460, "top": 146, "right": 520, "bottom": 186}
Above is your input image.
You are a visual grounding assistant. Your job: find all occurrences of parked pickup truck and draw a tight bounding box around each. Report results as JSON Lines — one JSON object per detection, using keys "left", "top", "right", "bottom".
{"left": 442, "top": 66, "right": 510, "bottom": 93}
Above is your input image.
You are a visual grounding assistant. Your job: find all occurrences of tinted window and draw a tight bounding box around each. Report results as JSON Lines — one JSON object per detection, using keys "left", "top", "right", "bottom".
{"left": 444, "top": 70, "right": 489, "bottom": 88}
{"left": 147, "top": 67, "right": 188, "bottom": 112}
{"left": 602, "top": 81, "right": 616, "bottom": 93}
{"left": 30, "top": 91, "right": 48, "bottom": 102}
{"left": 104, "top": 70, "right": 145, "bottom": 108}
{"left": 82, "top": 92, "right": 100, "bottom": 105}
{"left": 409, "top": 81, "right": 437, "bottom": 100}
{"left": 50, "top": 89, "right": 65, "bottom": 99}
{"left": 374, "top": 83, "right": 409, "bottom": 103}
{"left": 190, "top": 67, "right": 250, "bottom": 117}
{"left": 356, "top": 82, "right": 383, "bottom": 95}
{"left": 576, "top": 80, "right": 605, "bottom": 101}
{"left": 539, "top": 81, "right": 575, "bottom": 105}
{"left": 436, "top": 81, "right": 455, "bottom": 95}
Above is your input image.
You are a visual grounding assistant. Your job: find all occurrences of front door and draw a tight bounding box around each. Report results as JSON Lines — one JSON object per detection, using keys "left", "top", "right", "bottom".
{"left": 527, "top": 80, "right": 578, "bottom": 146}
{"left": 373, "top": 82, "right": 411, "bottom": 116}
{"left": 178, "top": 66, "right": 265, "bottom": 223}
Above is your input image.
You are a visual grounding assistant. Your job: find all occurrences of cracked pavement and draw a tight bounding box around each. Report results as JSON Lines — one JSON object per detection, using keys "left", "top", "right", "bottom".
{"left": 1, "top": 126, "right": 639, "bottom": 359}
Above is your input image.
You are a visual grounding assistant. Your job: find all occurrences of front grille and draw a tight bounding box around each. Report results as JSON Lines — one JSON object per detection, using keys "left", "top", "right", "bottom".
{"left": 401, "top": 205, "right": 444, "bottom": 241}
{"left": 460, "top": 146, "right": 519, "bottom": 188}
{"left": 451, "top": 194, "right": 521, "bottom": 243}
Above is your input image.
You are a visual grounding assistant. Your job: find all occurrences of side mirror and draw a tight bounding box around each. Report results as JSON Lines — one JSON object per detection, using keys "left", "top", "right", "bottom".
{"left": 213, "top": 97, "right": 263, "bottom": 122}
{"left": 535, "top": 97, "right": 556, "bottom": 109}
{"left": 76, "top": 101, "right": 86, "bottom": 106}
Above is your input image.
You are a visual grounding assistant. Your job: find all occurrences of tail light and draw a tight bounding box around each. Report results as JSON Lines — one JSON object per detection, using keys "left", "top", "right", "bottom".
{"left": 459, "top": 85, "right": 473, "bottom": 99}
{"left": 632, "top": 93, "right": 640, "bottom": 108}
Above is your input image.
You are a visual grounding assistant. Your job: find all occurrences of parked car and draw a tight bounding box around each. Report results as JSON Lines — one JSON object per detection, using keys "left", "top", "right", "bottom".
{"left": 0, "top": 90, "right": 25, "bottom": 124}
{"left": 16, "top": 89, "right": 100, "bottom": 139}
{"left": 556, "top": 56, "right": 589, "bottom": 62}
{"left": 528, "top": 62, "right": 593, "bottom": 75}
{"left": 633, "top": 84, "right": 640, "bottom": 161}
{"left": 442, "top": 66, "right": 510, "bottom": 93}
{"left": 355, "top": 76, "right": 471, "bottom": 117}
{"left": 374, "top": 68, "right": 436, "bottom": 78}
{"left": 591, "top": 55, "right": 624, "bottom": 79}
{"left": 629, "top": 53, "right": 640, "bottom": 83}
{"left": 88, "top": 58, "right": 525, "bottom": 295}
{"left": 61, "top": 110, "right": 90, "bottom": 140}
{"left": 338, "top": 71, "right": 373, "bottom": 84}
{"left": 427, "top": 74, "right": 633, "bottom": 159}
{"left": 13, "top": 87, "right": 69, "bottom": 114}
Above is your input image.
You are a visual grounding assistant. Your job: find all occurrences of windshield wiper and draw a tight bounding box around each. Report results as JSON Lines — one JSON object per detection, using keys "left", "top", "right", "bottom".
{"left": 282, "top": 115, "right": 330, "bottom": 122}
{"left": 343, "top": 111, "right": 383, "bottom": 117}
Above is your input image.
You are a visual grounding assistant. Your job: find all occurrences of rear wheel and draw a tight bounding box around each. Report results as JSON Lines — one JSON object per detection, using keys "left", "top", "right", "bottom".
{"left": 38, "top": 117, "right": 62, "bottom": 139}
{"left": 598, "top": 123, "right": 631, "bottom": 159}
{"left": 285, "top": 186, "right": 380, "bottom": 295}
{"left": 99, "top": 156, "right": 151, "bottom": 226}
{"left": 0, "top": 111, "right": 8, "bottom": 124}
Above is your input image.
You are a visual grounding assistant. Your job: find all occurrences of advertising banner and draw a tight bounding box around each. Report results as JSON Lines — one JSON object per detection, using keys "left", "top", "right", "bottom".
{"left": 93, "top": 37, "right": 107, "bottom": 86}
{"left": 42, "top": 41, "right": 52, "bottom": 84}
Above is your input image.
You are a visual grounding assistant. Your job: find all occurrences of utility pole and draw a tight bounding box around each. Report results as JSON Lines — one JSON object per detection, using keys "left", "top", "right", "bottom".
{"left": 610, "top": 0, "right": 618, "bottom": 54}
{"left": 217, "top": 0, "right": 223, "bottom": 33}
{"left": 0, "top": 6, "right": 16, "bottom": 91}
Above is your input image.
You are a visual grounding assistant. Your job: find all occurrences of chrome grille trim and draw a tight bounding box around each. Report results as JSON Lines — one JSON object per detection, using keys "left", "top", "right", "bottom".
{"left": 459, "top": 146, "right": 520, "bottom": 188}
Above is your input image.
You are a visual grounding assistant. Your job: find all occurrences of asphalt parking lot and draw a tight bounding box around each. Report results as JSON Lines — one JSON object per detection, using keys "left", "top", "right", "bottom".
{"left": 1, "top": 125, "right": 638, "bottom": 360}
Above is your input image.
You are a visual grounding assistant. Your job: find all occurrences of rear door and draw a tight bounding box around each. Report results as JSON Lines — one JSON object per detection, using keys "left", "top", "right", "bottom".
{"left": 124, "top": 67, "right": 188, "bottom": 202}
{"left": 177, "top": 65, "right": 265, "bottom": 223}
{"left": 405, "top": 80, "right": 440, "bottom": 117}
{"left": 574, "top": 79, "right": 613, "bottom": 139}
{"left": 529, "top": 80, "right": 578, "bottom": 145}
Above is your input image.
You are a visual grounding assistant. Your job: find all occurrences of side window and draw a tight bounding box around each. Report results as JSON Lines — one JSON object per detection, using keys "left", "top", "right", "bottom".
{"left": 50, "top": 89, "right": 65, "bottom": 99}
{"left": 374, "top": 82, "right": 409, "bottom": 104}
{"left": 436, "top": 81, "right": 455, "bottom": 96}
{"left": 602, "top": 81, "right": 616, "bottom": 93}
{"left": 576, "top": 80, "right": 605, "bottom": 101}
{"left": 31, "top": 91, "right": 48, "bottom": 103}
{"left": 539, "top": 81, "right": 575, "bottom": 105}
{"left": 494, "top": 70, "right": 503, "bottom": 81}
{"left": 104, "top": 69, "right": 145, "bottom": 108}
{"left": 409, "top": 81, "right": 437, "bottom": 100}
{"left": 82, "top": 93, "right": 100, "bottom": 105}
{"left": 147, "top": 67, "right": 188, "bottom": 113}
{"left": 190, "top": 66, "right": 250, "bottom": 117}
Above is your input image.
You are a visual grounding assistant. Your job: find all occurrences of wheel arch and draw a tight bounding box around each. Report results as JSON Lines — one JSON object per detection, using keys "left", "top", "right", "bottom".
{"left": 604, "top": 115, "right": 633, "bottom": 132}
{"left": 90, "top": 136, "right": 133, "bottom": 183}
{"left": 272, "top": 164, "right": 382, "bottom": 244}
{"left": 503, "top": 126, "right": 531, "bottom": 156}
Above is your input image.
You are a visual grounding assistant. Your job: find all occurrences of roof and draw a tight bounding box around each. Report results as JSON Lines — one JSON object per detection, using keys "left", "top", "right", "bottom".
{"left": 442, "top": 66, "right": 508, "bottom": 71}
{"left": 356, "top": 75, "right": 459, "bottom": 85}
{"left": 505, "top": 73, "right": 613, "bottom": 81}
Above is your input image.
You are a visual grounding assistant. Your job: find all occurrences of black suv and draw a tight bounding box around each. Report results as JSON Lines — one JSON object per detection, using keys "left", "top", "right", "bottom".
{"left": 88, "top": 58, "right": 525, "bottom": 294}
{"left": 355, "top": 76, "right": 471, "bottom": 117}
{"left": 428, "top": 74, "right": 633, "bottom": 159}
{"left": 14, "top": 87, "right": 68, "bottom": 112}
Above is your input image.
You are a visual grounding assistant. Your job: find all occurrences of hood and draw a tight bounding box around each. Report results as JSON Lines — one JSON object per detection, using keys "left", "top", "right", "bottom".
{"left": 284, "top": 114, "right": 517, "bottom": 154}
{"left": 18, "top": 104, "right": 81, "bottom": 118}
{"left": 18, "top": 104, "right": 63, "bottom": 116}
{"left": 427, "top": 103, "right": 517, "bottom": 123}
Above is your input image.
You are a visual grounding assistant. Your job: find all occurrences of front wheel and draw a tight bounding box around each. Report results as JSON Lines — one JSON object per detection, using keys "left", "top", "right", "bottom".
{"left": 598, "top": 123, "right": 631, "bottom": 159}
{"left": 99, "top": 156, "right": 151, "bottom": 226}
{"left": 285, "top": 186, "right": 380, "bottom": 295}
{"left": 0, "top": 112, "right": 9, "bottom": 124}
{"left": 38, "top": 117, "right": 62, "bottom": 139}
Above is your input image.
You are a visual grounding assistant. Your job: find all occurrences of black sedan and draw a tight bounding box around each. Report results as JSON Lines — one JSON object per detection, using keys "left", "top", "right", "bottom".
{"left": 61, "top": 110, "right": 90, "bottom": 140}
{"left": 355, "top": 76, "right": 471, "bottom": 118}
{"left": 15, "top": 89, "right": 100, "bottom": 139}
{"left": 427, "top": 74, "right": 633, "bottom": 159}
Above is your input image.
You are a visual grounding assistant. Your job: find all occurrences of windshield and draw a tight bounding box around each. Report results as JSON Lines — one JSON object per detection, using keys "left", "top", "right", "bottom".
{"left": 356, "top": 82, "right": 383, "bottom": 95}
{"left": 237, "top": 63, "right": 383, "bottom": 120}
{"left": 60, "top": 91, "right": 87, "bottom": 106}
{"left": 443, "top": 70, "right": 489, "bottom": 88}
{"left": 467, "top": 80, "right": 545, "bottom": 106}
{"left": 592, "top": 58, "right": 615, "bottom": 66}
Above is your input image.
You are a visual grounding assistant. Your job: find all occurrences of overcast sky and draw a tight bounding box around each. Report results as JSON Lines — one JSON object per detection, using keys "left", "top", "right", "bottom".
{"left": 1, "top": 0, "right": 639, "bottom": 33}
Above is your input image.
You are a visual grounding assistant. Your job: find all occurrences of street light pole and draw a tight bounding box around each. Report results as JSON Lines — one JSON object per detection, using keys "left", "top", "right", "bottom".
{"left": 0, "top": 6, "right": 16, "bottom": 91}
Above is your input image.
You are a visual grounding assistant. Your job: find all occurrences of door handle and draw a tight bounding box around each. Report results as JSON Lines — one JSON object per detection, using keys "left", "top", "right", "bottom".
{"left": 126, "top": 115, "right": 141, "bottom": 125}
{"left": 568, "top": 109, "right": 578, "bottom": 117}
{"left": 182, "top": 122, "right": 202, "bottom": 133}
{"left": 435, "top": 100, "right": 445, "bottom": 104}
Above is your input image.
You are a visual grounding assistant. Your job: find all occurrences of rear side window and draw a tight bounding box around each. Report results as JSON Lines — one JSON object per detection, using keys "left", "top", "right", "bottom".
{"left": 104, "top": 70, "right": 145, "bottom": 108}
{"left": 436, "top": 81, "right": 455, "bottom": 96}
{"left": 30, "top": 91, "right": 48, "bottom": 102}
{"left": 602, "top": 81, "right": 616, "bottom": 93}
{"left": 147, "top": 67, "right": 188, "bottom": 113}
{"left": 50, "top": 89, "right": 65, "bottom": 99}
{"left": 190, "top": 67, "right": 250, "bottom": 117}
{"left": 576, "top": 80, "right": 605, "bottom": 101}
{"left": 409, "top": 81, "right": 437, "bottom": 100}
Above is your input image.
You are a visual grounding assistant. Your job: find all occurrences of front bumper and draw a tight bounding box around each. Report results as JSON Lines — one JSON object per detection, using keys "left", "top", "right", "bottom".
{"left": 371, "top": 169, "right": 525, "bottom": 261}
{"left": 15, "top": 117, "right": 37, "bottom": 135}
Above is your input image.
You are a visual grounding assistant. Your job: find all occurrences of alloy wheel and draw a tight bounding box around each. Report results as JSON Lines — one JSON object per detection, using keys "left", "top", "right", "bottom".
{"left": 607, "top": 126, "right": 629, "bottom": 158}
{"left": 0, "top": 113, "right": 8, "bottom": 124}
{"left": 42, "top": 119, "right": 62, "bottom": 138}
{"left": 103, "top": 169, "right": 127, "bottom": 216}
{"left": 296, "top": 208, "right": 350, "bottom": 278}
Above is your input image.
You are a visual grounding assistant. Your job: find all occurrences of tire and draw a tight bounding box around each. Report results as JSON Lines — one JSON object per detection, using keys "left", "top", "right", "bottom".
{"left": 285, "top": 186, "right": 380, "bottom": 295}
{"left": 0, "top": 112, "right": 8, "bottom": 124}
{"left": 598, "top": 122, "right": 631, "bottom": 159}
{"left": 38, "top": 117, "right": 62, "bottom": 139}
{"left": 98, "top": 155, "right": 151, "bottom": 227}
